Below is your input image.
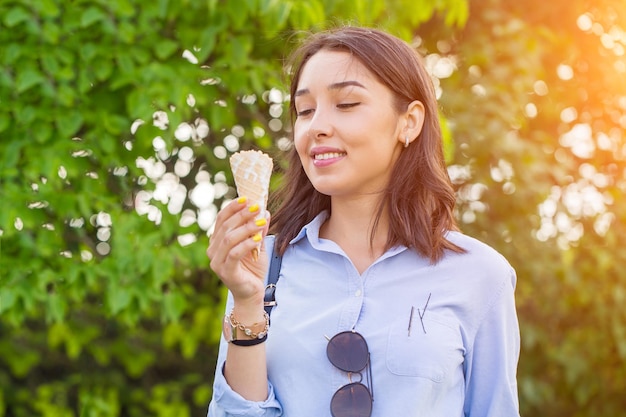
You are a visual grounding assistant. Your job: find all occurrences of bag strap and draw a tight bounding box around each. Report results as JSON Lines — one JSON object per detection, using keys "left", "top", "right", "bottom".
{"left": 263, "top": 237, "right": 282, "bottom": 317}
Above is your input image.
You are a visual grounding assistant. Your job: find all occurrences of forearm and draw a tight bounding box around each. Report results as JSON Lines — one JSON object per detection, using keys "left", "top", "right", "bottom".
{"left": 223, "top": 302, "right": 269, "bottom": 401}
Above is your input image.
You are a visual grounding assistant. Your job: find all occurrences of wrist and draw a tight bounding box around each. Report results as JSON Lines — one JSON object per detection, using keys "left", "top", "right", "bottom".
{"left": 223, "top": 310, "right": 270, "bottom": 346}
{"left": 231, "top": 299, "right": 265, "bottom": 322}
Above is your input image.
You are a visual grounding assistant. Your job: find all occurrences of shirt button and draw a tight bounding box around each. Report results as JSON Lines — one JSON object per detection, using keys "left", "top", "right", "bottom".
{"left": 355, "top": 289, "right": 362, "bottom": 297}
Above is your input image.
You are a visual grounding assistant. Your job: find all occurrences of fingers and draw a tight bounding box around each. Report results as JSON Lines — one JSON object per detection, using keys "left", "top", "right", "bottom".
{"left": 207, "top": 197, "right": 269, "bottom": 271}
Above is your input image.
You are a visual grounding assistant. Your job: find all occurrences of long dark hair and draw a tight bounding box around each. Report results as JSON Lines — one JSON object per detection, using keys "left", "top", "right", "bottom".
{"left": 270, "top": 26, "right": 464, "bottom": 263}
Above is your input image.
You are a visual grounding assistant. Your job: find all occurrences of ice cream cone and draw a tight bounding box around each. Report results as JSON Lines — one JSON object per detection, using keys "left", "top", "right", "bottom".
{"left": 229, "top": 150, "right": 273, "bottom": 260}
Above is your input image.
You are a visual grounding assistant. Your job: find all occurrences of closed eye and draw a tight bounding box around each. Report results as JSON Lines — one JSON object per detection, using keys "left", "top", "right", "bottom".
{"left": 296, "top": 102, "right": 360, "bottom": 117}
{"left": 337, "top": 102, "right": 360, "bottom": 109}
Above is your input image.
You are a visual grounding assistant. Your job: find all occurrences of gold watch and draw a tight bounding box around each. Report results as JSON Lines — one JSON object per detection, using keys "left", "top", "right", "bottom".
{"left": 222, "top": 312, "right": 269, "bottom": 346}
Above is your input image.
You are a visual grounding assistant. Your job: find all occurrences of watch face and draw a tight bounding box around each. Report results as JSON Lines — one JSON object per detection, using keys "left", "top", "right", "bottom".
{"left": 222, "top": 315, "right": 233, "bottom": 342}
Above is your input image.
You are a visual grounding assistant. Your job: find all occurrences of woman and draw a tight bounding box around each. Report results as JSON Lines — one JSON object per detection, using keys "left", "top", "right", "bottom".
{"left": 207, "top": 26, "right": 520, "bottom": 417}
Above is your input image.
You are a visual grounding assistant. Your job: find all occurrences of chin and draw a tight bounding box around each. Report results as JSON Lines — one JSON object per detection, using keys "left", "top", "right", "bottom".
{"left": 310, "top": 183, "right": 340, "bottom": 197}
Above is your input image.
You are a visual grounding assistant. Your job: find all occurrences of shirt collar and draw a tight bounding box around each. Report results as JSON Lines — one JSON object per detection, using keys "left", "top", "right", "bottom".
{"left": 290, "top": 210, "right": 328, "bottom": 245}
{"left": 289, "top": 211, "right": 408, "bottom": 261}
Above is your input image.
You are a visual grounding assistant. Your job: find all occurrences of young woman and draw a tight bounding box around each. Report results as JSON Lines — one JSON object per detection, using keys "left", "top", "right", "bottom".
{"left": 207, "top": 26, "right": 520, "bottom": 417}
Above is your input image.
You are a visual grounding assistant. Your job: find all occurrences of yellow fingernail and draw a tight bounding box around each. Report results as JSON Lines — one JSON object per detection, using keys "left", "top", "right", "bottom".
{"left": 255, "top": 218, "right": 267, "bottom": 227}
{"left": 237, "top": 196, "right": 247, "bottom": 204}
{"left": 252, "top": 232, "right": 262, "bottom": 242}
{"left": 248, "top": 204, "right": 259, "bottom": 213}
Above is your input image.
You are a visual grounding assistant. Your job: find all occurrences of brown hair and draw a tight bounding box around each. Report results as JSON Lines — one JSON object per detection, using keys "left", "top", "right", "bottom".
{"left": 269, "top": 26, "right": 465, "bottom": 263}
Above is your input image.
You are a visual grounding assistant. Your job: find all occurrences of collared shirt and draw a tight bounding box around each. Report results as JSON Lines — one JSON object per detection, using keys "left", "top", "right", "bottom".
{"left": 208, "top": 211, "right": 521, "bottom": 417}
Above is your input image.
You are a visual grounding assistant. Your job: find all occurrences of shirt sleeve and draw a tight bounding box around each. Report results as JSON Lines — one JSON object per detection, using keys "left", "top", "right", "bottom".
{"left": 207, "top": 293, "right": 283, "bottom": 417}
{"left": 207, "top": 239, "right": 283, "bottom": 417}
{"left": 208, "top": 357, "right": 282, "bottom": 417}
{"left": 463, "top": 267, "right": 521, "bottom": 417}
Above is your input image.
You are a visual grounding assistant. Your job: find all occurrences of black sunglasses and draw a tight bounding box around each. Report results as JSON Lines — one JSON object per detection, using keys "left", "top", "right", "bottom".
{"left": 326, "top": 330, "right": 374, "bottom": 417}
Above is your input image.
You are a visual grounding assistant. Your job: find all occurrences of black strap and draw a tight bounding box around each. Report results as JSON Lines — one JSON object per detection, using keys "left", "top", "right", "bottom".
{"left": 263, "top": 239, "right": 282, "bottom": 317}
{"left": 231, "top": 333, "right": 268, "bottom": 346}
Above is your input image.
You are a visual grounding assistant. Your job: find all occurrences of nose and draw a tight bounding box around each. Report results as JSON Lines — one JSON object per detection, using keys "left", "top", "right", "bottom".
{"left": 307, "top": 106, "right": 333, "bottom": 140}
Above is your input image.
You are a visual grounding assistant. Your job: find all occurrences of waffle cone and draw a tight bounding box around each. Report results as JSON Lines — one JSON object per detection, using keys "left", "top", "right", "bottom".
{"left": 229, "top": 150, "right": 273, "bottom": 259}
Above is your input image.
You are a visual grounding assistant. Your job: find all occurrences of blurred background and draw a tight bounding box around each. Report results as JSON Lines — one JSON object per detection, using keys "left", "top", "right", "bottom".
{"left": 1, "top": 0, "right": 625, "bottom": 416}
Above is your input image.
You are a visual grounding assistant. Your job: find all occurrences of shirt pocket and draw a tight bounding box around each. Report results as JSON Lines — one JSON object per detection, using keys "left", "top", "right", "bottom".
{"left": 386, "top": 312, "right": 462, "bottom": 382}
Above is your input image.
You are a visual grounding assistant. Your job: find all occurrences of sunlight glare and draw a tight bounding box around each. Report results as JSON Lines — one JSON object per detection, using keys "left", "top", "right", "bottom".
{"left": 556, "top": 64, "right": 574, "bottom": 81}
{"left": 577, "top": 13, "right": 593, "bottom": 32}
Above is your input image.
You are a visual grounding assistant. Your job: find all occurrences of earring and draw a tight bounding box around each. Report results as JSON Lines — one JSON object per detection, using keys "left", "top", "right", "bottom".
{"left": 404, "top": 135, "right": 410, "bottom": 148}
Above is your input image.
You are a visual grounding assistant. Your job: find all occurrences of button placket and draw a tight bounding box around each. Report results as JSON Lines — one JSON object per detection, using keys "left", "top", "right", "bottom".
{"left": 332, "top": 259, "right": 366, "bottom": 389}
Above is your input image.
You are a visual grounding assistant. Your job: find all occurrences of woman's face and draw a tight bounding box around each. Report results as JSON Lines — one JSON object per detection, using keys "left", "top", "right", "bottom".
{"left": 293, "top": 50, "right": 405, "bottom": 200}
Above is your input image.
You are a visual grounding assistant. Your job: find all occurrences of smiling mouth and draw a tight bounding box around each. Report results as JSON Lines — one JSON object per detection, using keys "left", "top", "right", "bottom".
{"left": 314, "top": 152, "right": 346, "bottom": 160}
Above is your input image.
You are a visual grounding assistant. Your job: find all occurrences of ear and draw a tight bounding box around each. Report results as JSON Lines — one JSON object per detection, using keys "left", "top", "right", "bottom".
{"left": 398, "top": 100, "right": 425, "bottom": 147}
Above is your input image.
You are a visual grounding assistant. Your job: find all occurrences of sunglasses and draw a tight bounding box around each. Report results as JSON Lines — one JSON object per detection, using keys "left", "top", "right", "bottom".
{"left": 326, "top": 330, "right": 374, "bottom": 417}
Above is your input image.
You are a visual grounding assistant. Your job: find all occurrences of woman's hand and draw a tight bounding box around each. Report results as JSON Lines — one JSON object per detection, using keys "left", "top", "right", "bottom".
{"left": 207, "top": 197, "right": 270, "bottom": 307}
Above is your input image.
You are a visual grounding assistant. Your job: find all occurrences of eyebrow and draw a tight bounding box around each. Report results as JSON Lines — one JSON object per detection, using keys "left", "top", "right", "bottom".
{"left": 294, "top": 80, "right": 366, "bottom": 97}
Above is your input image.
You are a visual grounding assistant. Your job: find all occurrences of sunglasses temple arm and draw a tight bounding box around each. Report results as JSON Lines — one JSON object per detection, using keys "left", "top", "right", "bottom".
{"left": 367, "top": 353, "right": 374, "bottom": 402}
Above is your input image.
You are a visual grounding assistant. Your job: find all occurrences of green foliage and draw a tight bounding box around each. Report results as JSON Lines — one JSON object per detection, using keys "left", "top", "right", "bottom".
{"left": 3, "top": 0, "right": 625, "bottom": 415}
{"left": 434, "top": 0, "right": 626, "bottom": 415}
{"left": 0, "top": 0, "right": 468, "bottom": 415}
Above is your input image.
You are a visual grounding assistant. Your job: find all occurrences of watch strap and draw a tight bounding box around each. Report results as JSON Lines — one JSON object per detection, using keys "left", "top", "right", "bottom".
{"left": 231, "top": 333, "right": 268, "bottom": 346}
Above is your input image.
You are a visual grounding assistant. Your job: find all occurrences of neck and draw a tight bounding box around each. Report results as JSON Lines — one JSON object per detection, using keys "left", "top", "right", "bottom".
{"left": 320, "top": 195, "right": 389, "bottom": 272}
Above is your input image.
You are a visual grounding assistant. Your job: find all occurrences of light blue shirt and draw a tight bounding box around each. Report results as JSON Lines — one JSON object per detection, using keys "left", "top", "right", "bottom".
{"left": 208, "top": 211, "right": 520, "bottom": 417}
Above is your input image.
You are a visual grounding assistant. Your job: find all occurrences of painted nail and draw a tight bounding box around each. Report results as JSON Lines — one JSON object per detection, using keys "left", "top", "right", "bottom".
{"left": 237, "top": 196, "right": 247, "bottom": 204}
{"left": 252, "top": 232, "right": 262, "bottom": 242}
{"left": 255, "top": 218, "right": 267, "bottom": 227}
{"left": 248, "top": 204, "right": 259, "bottom": 213}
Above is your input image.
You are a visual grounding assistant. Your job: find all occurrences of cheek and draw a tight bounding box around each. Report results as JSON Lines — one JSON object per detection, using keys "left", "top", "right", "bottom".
{"left": 293, "top": 124, "right": 308, "bottom": 157}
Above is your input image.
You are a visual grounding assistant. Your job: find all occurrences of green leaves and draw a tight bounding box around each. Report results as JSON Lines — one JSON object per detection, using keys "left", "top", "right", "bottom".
{"left": 16, "top": 67, "right": 46, "bottom": 93}
{"left": 80, "top": 6, "right": 108, "bottom": 28}
{"left": 437, "top": 1, "right": 626, "bottom": 415}
{"left": 56, "top": 110, "right": 84, "bottom": 138}
{"left": 31, "top": 0, "right": 61, "bottom": 17}
{"left": 3, "top": 6, "right": 30, "bottom": 27}
{"left": 0, "top": 0, "right": 536, "bottom": 416}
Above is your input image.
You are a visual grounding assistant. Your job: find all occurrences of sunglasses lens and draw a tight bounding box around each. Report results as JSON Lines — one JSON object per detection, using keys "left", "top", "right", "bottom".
{"left": 327, "top": 331, "right": 369, "bottom": 372}
{"left": 330, "top": 382, "right": 372, "bottom": 417}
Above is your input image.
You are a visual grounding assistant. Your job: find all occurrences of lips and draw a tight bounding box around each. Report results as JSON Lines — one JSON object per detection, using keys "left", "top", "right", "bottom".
{"left": 311, "top": 146, "right": 346, "bottom": 158}
{"left": 309, "top": 147, "right": 347, "bottom": 167}
{"left": 314, "top": 152, "right": 346, "bottom": 160}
